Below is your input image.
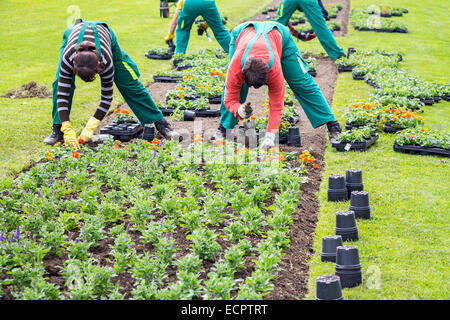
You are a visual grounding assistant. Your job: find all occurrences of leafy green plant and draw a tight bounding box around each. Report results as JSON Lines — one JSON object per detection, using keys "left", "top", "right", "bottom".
{"left": 187, "top": 228, "right": 221, "bottom": 261}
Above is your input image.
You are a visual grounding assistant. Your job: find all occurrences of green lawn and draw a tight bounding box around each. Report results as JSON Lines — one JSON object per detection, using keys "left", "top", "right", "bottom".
{"left": 0, "top": 0, "right": 273, "bottom": 178}
{"left": 304, "top": 0, "right": 450, "bottom": 300}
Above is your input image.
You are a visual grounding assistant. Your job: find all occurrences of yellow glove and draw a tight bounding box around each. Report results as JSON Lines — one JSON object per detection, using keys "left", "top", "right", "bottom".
{"left": 61, "top": 121, "right": 80, "bottom": 150}
{"left": 79, "top": 117, "right": 101, "bottom": 143}
{"left": 165, "top": 31, "right": 175, "bottom": 42}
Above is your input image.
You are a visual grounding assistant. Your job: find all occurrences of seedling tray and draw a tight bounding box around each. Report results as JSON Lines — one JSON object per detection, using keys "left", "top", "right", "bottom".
{"left": 332, "top": 134, "right": 379, "bottom": 152}
{"left": 393, "top": 143, "right": 450, "bottom": 157}
{"left": 338, "top": 66, "right": 353, "bottom": 72}
{"left": 383, "top": 123, "right": 405, "bottom": 133}
{"left": 166, "top": 95, "right": 222, "bottom": 104}
{"left": 153, "top": 75, "right": 183, "bottom": 83}
{"left": 145, "top": 52, "right": 173, "bottom": 60}
{"left": 159, "top": 108, "right": 220, "bottom": 118}
{"left": 352, "top": 73, "right": 365, "bottom": 80}
{"left": 100, "top": 121, "right": 143, "bottom": 142}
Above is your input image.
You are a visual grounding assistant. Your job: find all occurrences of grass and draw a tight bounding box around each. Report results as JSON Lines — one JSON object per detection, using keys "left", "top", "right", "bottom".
{"left": 0, "top": 0, "right": 273, "bottom": 178}
{"left": 304, "top": 0, "right": 450, "bottom": 300}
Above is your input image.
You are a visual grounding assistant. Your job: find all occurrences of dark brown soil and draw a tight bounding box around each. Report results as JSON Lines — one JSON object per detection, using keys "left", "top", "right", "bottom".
{"left": 2, "top": 81, "right": 51, "bottom": 99}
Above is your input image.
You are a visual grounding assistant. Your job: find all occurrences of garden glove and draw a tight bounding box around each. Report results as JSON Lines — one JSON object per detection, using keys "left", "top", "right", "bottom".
{"left": 61, "top": 121, "right": 80, "bottom": 150}
{"left": 165, "top": 31, "right": 175, "bottom": 43}
{"left": 259, "top": 132, "right": 276, "bottom": 152}
{"left": 79, "top": 116, "right": 101, "bottom": 143}
{"left": 237, "top": 102, "right": 253, "bottom": 119}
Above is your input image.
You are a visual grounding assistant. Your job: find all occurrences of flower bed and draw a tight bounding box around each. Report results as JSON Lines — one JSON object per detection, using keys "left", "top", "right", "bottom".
{"left": 0, "top": 139, "right": 317, "bottom": 299}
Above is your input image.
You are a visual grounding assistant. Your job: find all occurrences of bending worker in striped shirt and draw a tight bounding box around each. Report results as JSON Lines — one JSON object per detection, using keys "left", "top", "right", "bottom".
{"left": 44, "top": 19, "right": 177, "bottom": 149}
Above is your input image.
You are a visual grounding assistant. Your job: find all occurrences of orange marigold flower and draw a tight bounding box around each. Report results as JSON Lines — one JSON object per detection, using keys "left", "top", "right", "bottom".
{"left": 72, "top": 151, "right": 80, "bottom": 158}
{"left": 421, "top": 128, "right": 428, "bottom": 132}
{"left": 251, "top": 116, "right": 256, "bottom": 120}
{"left": 113, "top": 144, "right": 119, "bottom": 149}
{"left": 114, "top": 108, "right": 121, "bottom": 114}
{"left": 121, "top": 109, "right": 130, "bottom": 114}
{"left": 313, "top": 163, "right": 319, "bottom": 169}
{"left": 78, "top": 138, "right": 85, "bottom": 144}
{"left": 152, "top": 138, "right": 160, "bottom": 145}
{"left": 115, "top": 140, "right": 121, "bottom": 145}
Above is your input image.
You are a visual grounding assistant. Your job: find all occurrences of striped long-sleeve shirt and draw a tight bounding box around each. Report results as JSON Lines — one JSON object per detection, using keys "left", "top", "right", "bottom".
{"left": 57, "top": 23, "right": 114, "bottom": 122}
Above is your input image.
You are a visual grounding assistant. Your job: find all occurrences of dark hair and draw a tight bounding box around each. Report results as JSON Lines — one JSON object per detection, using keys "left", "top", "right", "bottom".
{"left": 242, "top": 56, "right": 269, "bottom": 89}
{"left": 73, "top": 41, "right": 105, "bottom": 82}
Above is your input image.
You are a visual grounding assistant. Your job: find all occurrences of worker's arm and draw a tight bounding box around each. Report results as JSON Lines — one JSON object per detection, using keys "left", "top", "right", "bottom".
{"left": 166, "top": 0, "right": 184, "bottom": 41}
{"left": 266, "top": 68, "right": 285, "bottom": 134}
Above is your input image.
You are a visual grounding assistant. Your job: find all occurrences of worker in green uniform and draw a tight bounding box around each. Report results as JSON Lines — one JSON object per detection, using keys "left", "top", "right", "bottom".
{"left": 277, "top": 0, "right": 345, "bottom": 61}
{"left": 213, "top": 21, "right": 341, "bottom": 148}
{"left": 164, "top": 0, "right": 231, "bottom": 54}
{"left": 44, "top": 19, "right": 177, "bottom": 149}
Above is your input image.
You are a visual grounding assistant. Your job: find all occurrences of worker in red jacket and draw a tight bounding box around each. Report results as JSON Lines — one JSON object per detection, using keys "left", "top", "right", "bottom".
{"left": 214, "top": 21, "right": 341, "bottom": 150}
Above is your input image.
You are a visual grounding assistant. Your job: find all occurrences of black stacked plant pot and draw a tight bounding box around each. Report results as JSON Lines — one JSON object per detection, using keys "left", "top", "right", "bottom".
{"left": 183, "top": 110, "right": 196, "bottom": 121}
{"left": 335, "top": 211, "right": 359, "bottom": 241}
{"left": 335, "top": 245, "right": 363, "bottom": 288}
{"left": 327, "top": 175, "right": 348, "bottom": 202}
{"left": 345, "top": 169, "right": 364, "bottom": 198}
{"left": 349, "top": 191, "right": 371, "bottom": 219}
{"left": 142, "top": 124, "right": 155, "bottom": 142}
{"left": 287, "top": 127, "right": 302, "bottom": 147}
{"left": 316, "top": 275, "right": 345, "bottom": 300}
{"left": 321, "top": 235, "right": 343, "bottom": 262}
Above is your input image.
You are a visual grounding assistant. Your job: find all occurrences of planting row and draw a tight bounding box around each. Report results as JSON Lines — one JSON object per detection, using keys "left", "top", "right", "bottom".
{"left": 0, "top": 138, "right": 323, "bottom": 300}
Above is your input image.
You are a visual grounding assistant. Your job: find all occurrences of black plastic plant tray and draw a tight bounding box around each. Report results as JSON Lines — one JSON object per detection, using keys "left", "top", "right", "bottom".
{"left": 159, "top": 108, "right": 220, "bottom": 118}
{"left": 338, "top": 66, "right": 353, "bottom": 72}
{"left": 153, "top": 75, "right": 183, "bottom": 83}
{"left": 332, "top": 134, "right": 379, "bottom": 152}
{"left": 393, "top": 143, "right": 450, "bottom": 157}
{"left": 352, "top": 73, "right": 365, "bottom": 80}
{"left": 176, "top": 65, "right": 193, "bottom": 71}
{"left": 145, "top": 52, "right": 173, "bottom": 60}
{"left": 383, "top": 123, "right": 405, "bottom": 133}
{"left": 100, "top": 122, "right": 143, "bottom": 142}
{"left": 421, "top": 98, "right": 435, "bottom": 106}
{"left": 345, "top": 123, "right": 368, "bottom": 130}
{"left": 208, "top": 96, "right": 222, "bottom": 104}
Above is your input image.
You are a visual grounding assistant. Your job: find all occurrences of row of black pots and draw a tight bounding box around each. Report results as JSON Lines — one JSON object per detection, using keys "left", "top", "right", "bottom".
{"left": 328, "top": 169, "right": 364, "bottom": 201}
{"left": 317, "top": 245, "right": 363, "bottom": 299}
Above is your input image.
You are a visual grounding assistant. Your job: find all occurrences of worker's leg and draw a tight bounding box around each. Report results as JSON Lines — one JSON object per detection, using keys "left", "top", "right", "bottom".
{"left": 113, "top": 50, "right": 164, "bottom": 125}
{"left": 202, "top": 5, "right": 231, "bottom": 53}
{"left": 219, "top": 84, "right": 249, "bottom": 130}
{"left": 276, "top": 0, "right": 300, "bottom": 26}
{"left": 175, "top": 9, "right": 198, "bottom": 54}
{"left": 52, "top": 27, "right": 76, "bottom": 125}
{"left": 281, "top": 50, "right": 335, "bottom": 128}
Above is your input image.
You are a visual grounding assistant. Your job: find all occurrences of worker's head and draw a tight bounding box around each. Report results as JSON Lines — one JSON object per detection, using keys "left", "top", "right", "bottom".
{"left": 242, "top": 56, "right": 269, "bottom": 89}
{"left": 73, "top": 41, "right": 105, "bottom": 82}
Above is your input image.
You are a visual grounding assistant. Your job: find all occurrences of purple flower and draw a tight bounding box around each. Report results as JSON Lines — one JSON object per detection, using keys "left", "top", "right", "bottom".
{"left": 0, "top": 233, "right": 4, "bottom": 242}
{"left": 153, "top": 149, "right": 157, "bottom": 158}
{"left": 15, "top": 226, "right": 20, "bottom": 240}
{"left": 37, "top": 189, "right": 41, "bottom": 198}
{"left": 10, "top": 233, "right": 14, "bottom": 242}
{"left": 49, "top": 177, "right": 54, "bottom": 188}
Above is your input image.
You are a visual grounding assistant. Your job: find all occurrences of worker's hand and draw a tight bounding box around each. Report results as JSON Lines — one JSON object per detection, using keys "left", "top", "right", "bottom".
{"left": 61, "top": 121, "right": 80, "bottom": 150}
{"left": 79, "top": 116, "right": 101, "bottom": 143}
{"left": 238, "top": 102, "right": 253, "bottom": 119}
{"left": 259, "top": 132, "right": 276, "bottom": 152}
{"left": 199, "top": 22, "right": 209, "bottom": 31}
{"left": 165, "top": 31, "right": 175, "bottom": 42}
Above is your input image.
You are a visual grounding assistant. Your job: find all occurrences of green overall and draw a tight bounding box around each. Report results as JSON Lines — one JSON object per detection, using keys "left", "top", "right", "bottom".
{"left": 219, "top": 21, "right": 335, "bottom": 130}
{"left": 176, "top": 0, "right": 231, "bottom": 54}
{"left": 276, "top": 0, "right": 345, "bottom": 60}
{"left": 51, "top": 20, "right": 163, "bottom": 125}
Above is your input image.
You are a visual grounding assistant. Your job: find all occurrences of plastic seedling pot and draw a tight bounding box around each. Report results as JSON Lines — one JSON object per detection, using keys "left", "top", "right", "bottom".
{"left": 347, "top": 47, "right": 356, "bottom": 58}
{"left": 183, "top": 110, "right": 196, "bottom": 121}
{"left": 321, "top": 235, "right": 343, "bottom": 262}
{"left": 335, "top": 211, "right": 359, "bottom": 241}
{"left": 316, "top": 275, "right": 345, "bottom": 300}
{"left": 142, "top": 124, "right": 155, "bottom": 142}
{"left": 327, "top": 175, "right": 348, "bottom": 202}
{"left": 287, "top": 127, "right": 302, "bottom": 147}
{"left": 335, "top": 246, "right": 362, "bottom": 288}
{"left": 349, "top": 191, "right": 371, "bottom": 219}
{"left": 345, "top": 169, "right": 364, "bottom": 198}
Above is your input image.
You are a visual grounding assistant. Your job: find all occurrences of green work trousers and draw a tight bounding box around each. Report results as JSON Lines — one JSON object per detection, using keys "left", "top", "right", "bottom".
{"left": 175, "top": 0, "right": 231, "bottom": 54}
{"left": 276, "top": 0, "right": 345, "bottom": 60}
{"left": 220, "top": 21, "right": 335, "bottom": 130}
{"left": 52, "top": 21, "right": 163, "bottom": 125}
